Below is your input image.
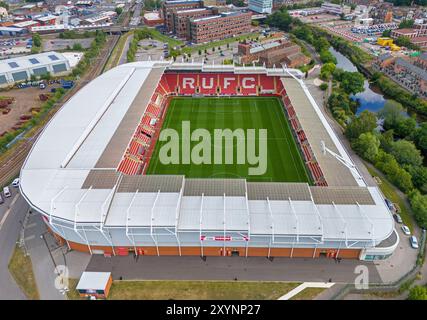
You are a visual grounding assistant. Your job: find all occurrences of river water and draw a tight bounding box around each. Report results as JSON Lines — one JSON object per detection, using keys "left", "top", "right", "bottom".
{"left": 329, "top": 47, "right": 387, "bottom": 115}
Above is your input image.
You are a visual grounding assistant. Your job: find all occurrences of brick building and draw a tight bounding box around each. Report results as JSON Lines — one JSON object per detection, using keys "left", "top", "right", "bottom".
{"left": 236, "top": 38, "right": 310, "bottom": 68}
{"left": 174, "top": 8, "right": 213, "bottom": 39}
{"left": 161, "top": 0, "right": 204, "bottom": 32}
{"left": 189, "top": 11, "right": 252, "bottom": 43}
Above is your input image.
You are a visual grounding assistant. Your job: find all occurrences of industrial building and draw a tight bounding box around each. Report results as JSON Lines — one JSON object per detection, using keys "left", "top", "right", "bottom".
{"left": 0, "top": 51, "right": 71, "bottom": 88}
{"left": 20, "top": 61, "right": 398, "bottom": 261}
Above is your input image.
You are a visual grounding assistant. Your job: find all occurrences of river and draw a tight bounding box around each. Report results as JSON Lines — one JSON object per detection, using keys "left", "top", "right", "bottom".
{"left": 328, "top": 47, "right": 388, "bottom": 115}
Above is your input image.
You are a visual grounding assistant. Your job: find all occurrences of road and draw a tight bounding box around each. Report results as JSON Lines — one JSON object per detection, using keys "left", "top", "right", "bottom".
{"left": 0, "top": 187, "right": 29, "bottom": 299}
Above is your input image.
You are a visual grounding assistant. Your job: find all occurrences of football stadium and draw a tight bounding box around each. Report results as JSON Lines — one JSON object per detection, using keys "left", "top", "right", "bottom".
{"left": 20, "top": 61, "right": 399, "bottom": 260}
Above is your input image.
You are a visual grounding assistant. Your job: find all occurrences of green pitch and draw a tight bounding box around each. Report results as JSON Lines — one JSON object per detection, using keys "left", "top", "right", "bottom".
{"left": 146, "top": 97, "right": 312, "bottom": 183}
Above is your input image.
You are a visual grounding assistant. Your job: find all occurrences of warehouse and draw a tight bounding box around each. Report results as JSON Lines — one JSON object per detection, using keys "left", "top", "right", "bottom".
{"left": 19, "top": 61, "right": 399, "bottom": 261}
{"left": 0, "top": 51, "right": 71, "bottom": 88}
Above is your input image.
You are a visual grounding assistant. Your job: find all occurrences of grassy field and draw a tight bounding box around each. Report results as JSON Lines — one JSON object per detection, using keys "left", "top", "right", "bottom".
{"left": 68, "top": 280, "right": 300, "bottom": 300}
{"left": 147, "top": 97, "right": 311, "bottom": 183}
{"left": 8, "top": 245, "right": 39, "bottom": 300}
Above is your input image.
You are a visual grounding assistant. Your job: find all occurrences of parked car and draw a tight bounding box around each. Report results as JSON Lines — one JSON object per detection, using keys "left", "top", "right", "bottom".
{"left": 12, "top": 178, "right": 20, "bottom": 188}
{"left": 410, "top": 236, "right": 419, "bottom": 249}
{"left": 3, "top": 186, "right": 11, "bottom": 198}
{"left": 385, "top": 198, "right": 395, "bottom": 211}
{"left": 401, "top": 225, "right": 411, "bottom": 236}
{"left": 0, "top": 194, "right": 3, "bottom": 204}
{"left": 393, "top": 213, "right": 403, "bottom": 224}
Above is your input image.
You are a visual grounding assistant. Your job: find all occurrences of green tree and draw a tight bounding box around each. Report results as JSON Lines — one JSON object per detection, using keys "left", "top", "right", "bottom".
{"left": 375, "top": 150, "right": 414, "bottom": 192}
{"left": 389, "top": 140, "right": 423, "bottom": 167}
{"left": 414, "top": 122, "right": 427, "bottom": 155}
{"left": 399, "top": 19, "right": 414, "bottom": 29}
{"left": 345, "top": 111, "right": 377, "bottom": 141}
{"left": 378, "top": 100, "right": 405, "bottom": 129}
{"left": 409, "top": 190, "right": 427, "bottom": 229}
{"left": 340, "top": 71, "right": 365, "bottom": 95}
{"left": 265, "top": 8, "right": 294, "bottom": 32}
{"left": 406, "top": 165, "right": 427, "bottom": 193}
{"left": 72, "top": 43, "right": 83, "bottom": 51}
{"left": 395, "top": 117, "right": 416, "bottom": 138}
{"left": 408, "top": 286, "right": 427, "bottom": 300}
{"left": 32, "top": 33, "right": 42, "bottom": 48}
{"left": 115, "top": 7, "right": 123, "bottom": 15}
{"left": 319, "top": 50, "right": 337, "bottom": 64}
{"left": 320, "top": 62, "right": 336, "bottom": 80}
{"left": 352, "top": 132, "right": 380, "bottom": 162}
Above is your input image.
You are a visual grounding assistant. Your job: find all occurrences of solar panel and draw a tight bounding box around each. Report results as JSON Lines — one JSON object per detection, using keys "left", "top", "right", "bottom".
{"left": 29, "top": 58, "right": 39, "bottom": 64}
{"left": 48, "top": 55, "right": 59, "bottom": 61}
{"left": 8, "top": 62, "right": 19, "bottom": 68}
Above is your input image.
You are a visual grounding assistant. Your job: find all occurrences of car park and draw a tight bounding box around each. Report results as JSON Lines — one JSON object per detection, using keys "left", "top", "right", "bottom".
{"left": 401, "top": 225, "right": 411, "bottom": 236}
{"left": 410, "top": 236, "right": 419, "bottom": 249}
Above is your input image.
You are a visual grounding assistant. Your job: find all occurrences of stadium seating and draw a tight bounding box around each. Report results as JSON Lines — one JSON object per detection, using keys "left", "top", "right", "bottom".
{"left": 198, "top": 74, "right": 218, "bottom": 95}
{"left": 259, "top": 74, "right": 275, "bottom": 92}
{"left": 178, "top": 73, "right": 197, "bottom": 95}
{"left": 218, "top": 74, "right": 238, "bottom": 95}
{"left": 146, "top": 103, "right": 161, "bottom": 118}
{"left": 117, "top": 156, "right": 143, "bottom": 175}
{"left": 163, "top": 73, "right": 179, "bottom": 93}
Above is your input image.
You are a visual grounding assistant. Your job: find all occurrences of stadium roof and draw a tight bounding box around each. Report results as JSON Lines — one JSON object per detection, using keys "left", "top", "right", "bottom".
{"left": 20, "top": 61, "right": 394, "bottom": 245}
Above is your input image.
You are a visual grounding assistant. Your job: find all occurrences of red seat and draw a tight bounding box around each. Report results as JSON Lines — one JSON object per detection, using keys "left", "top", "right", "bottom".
{"left": 198, "top": 73, "right": 218, "bottom": 95}
{"left": 178, "top": 73, "right": 197, "bottom": 95}
{"left": 117, "top": 157, "right": 142, "bottom": 175}
{"left": 259, "top": 74, "right": 276, "bottom": 92}
{"left": 218, "top": 73, "right": 238, "bottom": 95}
{"left": 239, "top": 75, "right": 258, "bottom": 95}
{"left": 163, "top": 73, "right": 179, "bottom": 93}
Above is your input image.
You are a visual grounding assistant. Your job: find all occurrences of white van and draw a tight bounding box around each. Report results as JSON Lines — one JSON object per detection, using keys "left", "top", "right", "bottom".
{"left": 3, "top": 186, "right": 11, "bottom": 198}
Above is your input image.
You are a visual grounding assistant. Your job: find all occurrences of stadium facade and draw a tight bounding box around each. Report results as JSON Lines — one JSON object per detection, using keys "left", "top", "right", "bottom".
{"left": 20, "top": 61, "right": 399, "bottom": 260}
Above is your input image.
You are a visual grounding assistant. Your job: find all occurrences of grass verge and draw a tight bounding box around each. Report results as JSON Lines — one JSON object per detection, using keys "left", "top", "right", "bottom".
{"left": 366, "top": 164, "right": 414, "bottom": 230}
{"left": 8, "top": 245, "right": 39, "bottom": 300}
{"left": 68, "top": 279, "right": 300, "bottom": 300}
{"left": 289, "top": 287, "right": 325, "bottom": 300}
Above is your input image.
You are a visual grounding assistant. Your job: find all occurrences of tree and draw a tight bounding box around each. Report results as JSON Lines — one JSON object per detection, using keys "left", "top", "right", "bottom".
{"left": 340, "top": 71, "right": 365, "bottom": 95}
{"left": 409, "top": 190, "right": 427, "bottom": 229}
{"left": 375, "top": 150, "right": 414, "bottom": 192}
{"left": 395, "top": 116, "right": 416, "bottom": 138}
{"left": 414, "top": 122, "right": 427, "bottom": 155}
{"left": 378, "top": 100, "right": 405, "bottom": 129}
{"left": 265, "top": 8, "right": 294, "bottom": 32}
{"left": 345, "top": 110, "right": 377, "bottom": 141}
{"left": 319, "top": 49, "right": 337, "bottom": 64}
{"left": 352, "top": 132, "right": 380, "bottom": 162}
{"left": 320, "top": 62, "right": 336, "bottom": 80}
{"left": 399, "top": 19, "right": 414, "bottom": 29}
{"left": 408, "top": 286, "right": 427, "bottom": 300}
{"left": 72, "top": 43, "right": 83, "bottom": 51}
{"left": 115, "top": 7, "right": 123, "bottom": 15}
{"left": 32, "top": 33, "right": 42, "bottom": 48}
{"left": 319, "top": 83, "right": 328, "bottom": 91}
{"left": 406, "top": 165, "right": 427, "bottom": 193}
{"left": 389, "top": 139, "right": 423, "bottom": 167}
{"left": 0, "top": 1, "right": 9, "bottom": 10}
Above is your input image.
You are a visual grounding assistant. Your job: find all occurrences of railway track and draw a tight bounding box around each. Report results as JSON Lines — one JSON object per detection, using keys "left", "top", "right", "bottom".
{"left": 0, "top": 35, "right": 120, "bottom": 188}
